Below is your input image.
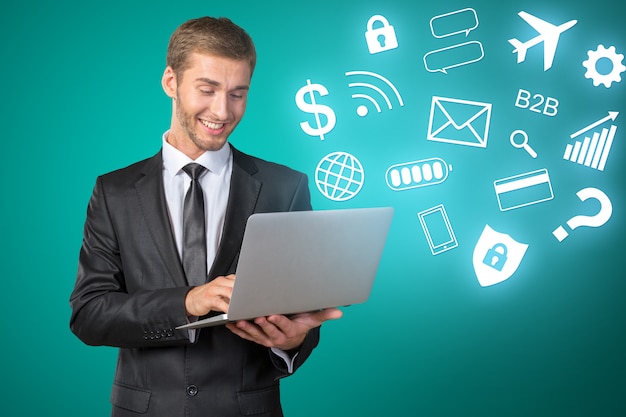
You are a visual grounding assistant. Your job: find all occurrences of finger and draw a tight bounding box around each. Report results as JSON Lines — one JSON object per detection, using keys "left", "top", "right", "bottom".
{"left": 264, "top": 315, "right": 296, "bottom": 334}
{"left": 317, "top": 307, "right": 343, "bottom": 321}
{"left": 229, "top": 321, "right": 271, "bottom": 346}
{"left": 213, "top": 297, "right": 230, "bottom": 314}
{"left": 289, "top": 308, "right": 343, "bottom": 327}
{"left": 255, "top": 316, "right": 286, "bottom": 338}
{"left": 220, "top": 274, "right": 236, "bottom": 284}
{"left": 225, "top": 323, "right": 256, "bottom": 343}
{"left": 238, "top": 320, "right": 266, "bottom": 339}
{"left": 204, "top": 278, "right": 235, "bottom": 298}
{"left": 212, "top": 276, "right": 235, "bottom": 289}
{"left": 193, "top": 280, "right": 234, "bottom": 314}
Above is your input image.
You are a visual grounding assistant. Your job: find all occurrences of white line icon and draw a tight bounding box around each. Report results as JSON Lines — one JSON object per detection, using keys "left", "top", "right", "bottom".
{"left": 510, "top": 130, "right": 537, "bottom": 158}
{"left": 424, "top": 8, "right": 484, "bottom": 73}
{"left": 563, "top": 111, "right": 618, "bottom": 171}
{"left": 473, "top": 225, "right": 528, "bottom": 287}
{"left": 429, "top": 8, "right": 479, "bottom": 38}
{"left": 423, "top": 41, "right": 485, "bottom": 74}
{"left": 583, "top": 45, "right": 626, "bottom": 88}
{"left": 315, "top": 152, "right": 364, "bottom": 202}
{"left": 345, "top": 71, "right": 404, "bottom": 117}
{"left": 385, "top": 157, "right": 452, "bottom": 191}
{"left": 553, "top": 188, "right": 613, "bottom": 242}
{"left": 427, "top": 96, "right": 492, "bottom": 148}
{"left": 365, "top": 15, "right": 398, "bottom": 54}
{"left": 294, "top": 79, "right": 336, "bottom": 141}
{"left": 494, "top": 169, "right": 554, "bottom": 211}
{"left": 508, "top": 11, "right": 577, "bottom": 71}
{"left": 418, "top": 204, "right": 458, "bottom": 255}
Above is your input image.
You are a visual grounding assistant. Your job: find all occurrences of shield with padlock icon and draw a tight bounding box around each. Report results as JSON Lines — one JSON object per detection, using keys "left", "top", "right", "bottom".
{"left": 472, "top": 224, "right": 528, "bottom": 287}
{"left": 365, "top": 15, "right": 398, "bottom": 54}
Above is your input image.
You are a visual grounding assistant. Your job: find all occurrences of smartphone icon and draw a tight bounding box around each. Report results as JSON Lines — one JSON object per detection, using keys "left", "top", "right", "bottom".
{"left": 418, "top": 204, "right": 458, "bottom": 255}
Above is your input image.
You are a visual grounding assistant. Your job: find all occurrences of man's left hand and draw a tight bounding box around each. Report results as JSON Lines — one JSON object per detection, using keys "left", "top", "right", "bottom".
{"left": 225, "top": 308, "right": 343, "bottom": 351}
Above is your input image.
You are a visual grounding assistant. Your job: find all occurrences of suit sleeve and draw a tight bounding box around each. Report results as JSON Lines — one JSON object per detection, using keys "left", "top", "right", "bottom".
{"left": 287, "top": 172, "right": 313, "bottom": 212}
{"left": 69, "top": 177, "right": 192, "bottom": 349}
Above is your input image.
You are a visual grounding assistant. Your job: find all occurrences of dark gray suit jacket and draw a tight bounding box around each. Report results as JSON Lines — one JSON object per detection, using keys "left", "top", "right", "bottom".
{"left": 70, "top": 145, "right": 320, "bottom": 417}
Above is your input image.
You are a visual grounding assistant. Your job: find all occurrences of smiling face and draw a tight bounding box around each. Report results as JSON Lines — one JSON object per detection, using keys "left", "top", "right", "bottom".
{"left": 162, "top": 52, "right": 252, "bottom": 159}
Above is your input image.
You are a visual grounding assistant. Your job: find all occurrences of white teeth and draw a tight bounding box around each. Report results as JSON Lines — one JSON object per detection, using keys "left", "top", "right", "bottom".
{"left": 200, "top": 119, "right": 223, "bottom": 129}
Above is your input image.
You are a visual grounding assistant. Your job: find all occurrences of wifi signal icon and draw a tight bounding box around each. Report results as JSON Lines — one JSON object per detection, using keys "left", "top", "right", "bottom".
{"left": 345, "top": 70, "right": 404, "bottom": 117}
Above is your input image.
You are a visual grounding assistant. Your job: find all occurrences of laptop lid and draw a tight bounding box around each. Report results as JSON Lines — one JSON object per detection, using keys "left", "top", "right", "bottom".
{"left": 177, "top": 207, "right": 393, "bottom": 329}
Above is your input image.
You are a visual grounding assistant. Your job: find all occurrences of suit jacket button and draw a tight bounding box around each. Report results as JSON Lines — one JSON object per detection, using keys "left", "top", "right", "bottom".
{"left": 186, "top": 385, "right": 198, "bottom": 397}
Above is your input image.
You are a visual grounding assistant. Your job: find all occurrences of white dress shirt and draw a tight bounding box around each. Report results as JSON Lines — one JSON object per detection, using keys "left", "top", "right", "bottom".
{"left": 161, "top": 133, "right": 232, "bottom": 271}
{"left": 160, "top": 132, "right": 296, "bottom": 372}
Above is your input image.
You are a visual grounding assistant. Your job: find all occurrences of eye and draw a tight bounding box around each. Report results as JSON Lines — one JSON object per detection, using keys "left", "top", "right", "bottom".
{"left": 199, "top": 88, "right": 214, "bottom": 95}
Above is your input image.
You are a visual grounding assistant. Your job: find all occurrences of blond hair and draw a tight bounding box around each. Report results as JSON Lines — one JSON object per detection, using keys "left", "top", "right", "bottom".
{"left": 166, "top": 16, "right": 256, "bottom": 81}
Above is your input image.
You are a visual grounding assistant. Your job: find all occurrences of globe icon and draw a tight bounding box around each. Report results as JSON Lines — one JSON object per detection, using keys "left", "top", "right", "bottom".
{"left": 315, "top": 152, "right": 365, "bottom": 201}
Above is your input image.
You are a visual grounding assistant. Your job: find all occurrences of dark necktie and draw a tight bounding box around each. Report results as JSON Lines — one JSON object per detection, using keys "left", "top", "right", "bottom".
{"left": 182, "top": 163, "right": 207, "bottom": 287}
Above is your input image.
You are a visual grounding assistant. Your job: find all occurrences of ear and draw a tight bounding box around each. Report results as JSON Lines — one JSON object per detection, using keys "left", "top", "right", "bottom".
{"left": 162, "top": 66, "right": 177, "bottom": 99}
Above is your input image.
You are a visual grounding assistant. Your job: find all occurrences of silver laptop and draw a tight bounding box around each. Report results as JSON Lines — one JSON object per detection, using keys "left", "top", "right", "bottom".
{"left": 176, "top": 207, "right": 394, "bottom": 329}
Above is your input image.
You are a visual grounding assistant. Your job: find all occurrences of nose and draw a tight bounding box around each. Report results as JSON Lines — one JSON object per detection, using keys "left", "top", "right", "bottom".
{"left": 209, "top": 93, "right": 229, "bottom": 120}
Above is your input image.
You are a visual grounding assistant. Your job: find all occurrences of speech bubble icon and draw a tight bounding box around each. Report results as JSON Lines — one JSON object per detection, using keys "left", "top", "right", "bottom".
{"left": 423, "top": 41, "right": 484, "bottom": 74}
{"left": 430, "top": 8, "right": 479, "bottom": 38}
{"left": 552, "top": 187, "right": 613, "bottom": 242}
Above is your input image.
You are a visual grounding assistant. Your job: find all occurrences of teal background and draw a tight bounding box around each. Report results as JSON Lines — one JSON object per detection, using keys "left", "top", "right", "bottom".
{"left": 1, "top": 0, "right": 624, "bottom": 415}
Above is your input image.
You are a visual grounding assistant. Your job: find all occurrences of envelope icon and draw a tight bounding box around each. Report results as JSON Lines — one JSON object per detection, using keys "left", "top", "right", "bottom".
{"left": 427, "top": 96, "right": 492, "bottom": 148}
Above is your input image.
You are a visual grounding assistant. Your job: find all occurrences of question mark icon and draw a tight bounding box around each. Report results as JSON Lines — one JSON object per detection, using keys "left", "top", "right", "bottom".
{"left": 553, "top": 187, "right": 612, "bottom": 242}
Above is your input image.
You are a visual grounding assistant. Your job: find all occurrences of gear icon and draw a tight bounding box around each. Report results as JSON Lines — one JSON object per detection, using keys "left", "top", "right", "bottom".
{"left": 582, "top": 45, "right": 626, "bottom": 88}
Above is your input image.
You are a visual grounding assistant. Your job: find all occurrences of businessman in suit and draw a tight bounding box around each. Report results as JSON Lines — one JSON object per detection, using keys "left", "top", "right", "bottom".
{"left": 69, "top": 16, "right": 342, "bottom": 417}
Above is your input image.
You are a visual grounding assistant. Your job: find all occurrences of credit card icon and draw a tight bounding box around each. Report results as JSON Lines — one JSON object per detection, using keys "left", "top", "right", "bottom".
{"left": 493, "top": 168, "right": 554, "bottom": 211}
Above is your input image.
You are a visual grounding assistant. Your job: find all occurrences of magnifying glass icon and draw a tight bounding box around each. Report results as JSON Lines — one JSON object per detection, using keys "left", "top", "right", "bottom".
{"left": 510, "top": 130, "right": 537, "bottom": 158}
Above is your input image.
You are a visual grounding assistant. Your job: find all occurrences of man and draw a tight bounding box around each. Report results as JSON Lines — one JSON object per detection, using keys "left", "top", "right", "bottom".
{"left": 70, "top": 16, "right": 342, "bottom": 417}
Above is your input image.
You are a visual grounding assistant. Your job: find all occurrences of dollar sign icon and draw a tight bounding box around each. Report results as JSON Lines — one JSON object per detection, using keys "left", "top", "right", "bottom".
{"left": 295, "top": 79, "right": 337, "bottom": 140}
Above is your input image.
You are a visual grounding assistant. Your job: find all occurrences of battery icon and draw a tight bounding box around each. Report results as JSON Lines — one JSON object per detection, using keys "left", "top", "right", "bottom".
{"left": 385, "top": 157, "right": 452, "bottom": 191}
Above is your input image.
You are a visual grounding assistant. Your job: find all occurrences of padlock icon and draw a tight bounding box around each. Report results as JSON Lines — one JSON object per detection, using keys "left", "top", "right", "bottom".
{"left": 365, "top": 15, "right": 398, "bottom": 54}
{"left": 482, "top": 243, "right": 508, "bottom": 271}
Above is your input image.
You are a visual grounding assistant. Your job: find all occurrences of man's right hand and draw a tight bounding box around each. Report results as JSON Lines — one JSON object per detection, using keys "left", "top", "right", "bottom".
{"left": 184, "top": 274, "right": 235, "bottom": 317}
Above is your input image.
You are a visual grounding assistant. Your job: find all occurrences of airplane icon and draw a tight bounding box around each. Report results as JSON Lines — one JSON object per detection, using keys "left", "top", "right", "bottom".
{"left": 508, "top": 11, "right": 577, "bottom": 71}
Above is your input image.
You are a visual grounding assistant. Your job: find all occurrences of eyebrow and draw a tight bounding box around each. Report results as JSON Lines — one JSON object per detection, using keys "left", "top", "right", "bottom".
{"left": 195, "top": 77, "right": 249, "bottom": 91}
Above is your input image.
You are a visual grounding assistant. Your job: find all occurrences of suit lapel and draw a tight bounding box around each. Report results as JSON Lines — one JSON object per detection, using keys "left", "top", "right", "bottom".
{"left": 133, "top": 147, "right": 261, "bottom": 285}
{"left": 135, "top": 152, "right": 188, "bottom": 287}
{"left": 208, "top": 146, "right": 261, "bottom": 279}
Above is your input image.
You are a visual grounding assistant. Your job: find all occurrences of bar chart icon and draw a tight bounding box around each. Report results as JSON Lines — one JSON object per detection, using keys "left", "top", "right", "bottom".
{"left": 563, "top": 111, "right": 618, "bottom": 171}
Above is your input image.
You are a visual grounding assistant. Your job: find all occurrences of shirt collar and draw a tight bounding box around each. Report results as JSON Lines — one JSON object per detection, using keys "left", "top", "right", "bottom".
{"left": 162, "top": 131, "right": 232, "bottom": 178}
